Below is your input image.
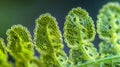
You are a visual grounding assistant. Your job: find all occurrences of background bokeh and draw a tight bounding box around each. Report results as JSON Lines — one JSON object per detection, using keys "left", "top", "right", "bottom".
{"left": 0, "top": 0, "right": 119, "bottom": 55}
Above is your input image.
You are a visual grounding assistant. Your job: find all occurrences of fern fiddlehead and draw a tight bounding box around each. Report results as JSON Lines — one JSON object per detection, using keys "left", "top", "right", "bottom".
{"left": 1, "top": 2, "right": 120, "bottom": 67}
{"left": 34, "top": 13, "right": 67, "bottom": 67}
{"left": 6, "top": 25, "right": 34, "bottom": 67}
{"left": 64, "top": 7, "right": 98, "bottom": 66}
{"left": 0, "top": 38, "right": 6, "bottom": 54}
{"left": 0, "top": 38, "right": 11, "bottom": 67}
{"left": 97, "top": 2, "right": 120, "bottom": 67}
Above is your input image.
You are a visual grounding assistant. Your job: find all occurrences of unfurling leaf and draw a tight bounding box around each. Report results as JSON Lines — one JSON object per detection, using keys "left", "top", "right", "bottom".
{"left": 34, "top": 13, "right": 67, "bottom": 67}
{"left": 0, "top": 38, "right": 6, "bottom": 54}
{"left": 64, "top": 7, "right": 95, "bottom": 48}
{"left": 97, "top": 2, "right": 120, "bottom": 57}
{"left": 6, "top": 25, "right": 34, "bottom": 67}
{"left": 0, "top": 38, "right": 11, "bottom": 67}
{"left": 34, "top": 13, "right": 63, "bottom": 54}
{"left": 64, "top": 7, "right": 98, "bottom": 66}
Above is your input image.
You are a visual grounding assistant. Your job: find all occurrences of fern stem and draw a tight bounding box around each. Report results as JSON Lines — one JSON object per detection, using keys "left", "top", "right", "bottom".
{"left": 76, "top": 55, "right": 120, "bottom": 67}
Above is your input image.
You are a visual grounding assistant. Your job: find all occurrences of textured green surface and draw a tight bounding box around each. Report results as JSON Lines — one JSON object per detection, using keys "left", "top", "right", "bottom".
{"left": 97, "top": 2, "right": 120, "bottom": 67}
{"left": 7, "top": 25, "right": 34, "bottom": 60}
{"left": 1, "top": 2, "right": 120, "bottom": 67}
{"left": 34, "top": 13, "right": 67, "bottom": 67}
{"left": 0, "top": 38, "right": 11, "bottom": 67}
{"left": 97, "top": 2, "right": 120, "bottom": 40}
{"left": 0, "top": 38, "right": 6, "bottom": 54}
{"left": 97, "top": 2, "right": 120, "bottom": 57}
{"left": 6, "top": 25, "right": 35, "bottom": 67}
{"left": 34, "top": 13, "right": 63, "bottom": 54}
{"left": 64, "top": 7, "right": 98, "bottom": 66}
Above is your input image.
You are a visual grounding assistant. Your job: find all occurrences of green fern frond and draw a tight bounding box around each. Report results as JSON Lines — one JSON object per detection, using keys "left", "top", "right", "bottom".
{"left": 0, "top": 38, "right": 6, "bottom": 54}
{"left": 97, "top": 2, "right": 120, "bottom": 40}
{"left": 6, "top": 24, "right": 34, "bottom": 60}
{"left": 97, "top": 2, "right": 120, "bottom": 57}
{"left": 34, "top": 13, "right": 67, "bottom": 67}
{"left": 64, "top": 7, "right": 98, "bottom": 66}
{"left": 6, "top": 24, "right": 34, "bottom": 67}
{"left": 97, "top": 2, "right": 120, "bottom": 67}
{"left": 0, "top": 2, "right": 120, "bottom": 67}
{"left": 34, "top": 13, "right": 63, "bottom": 54}
{"left": 0, "top": 38, "right": 12, "bottom": 67}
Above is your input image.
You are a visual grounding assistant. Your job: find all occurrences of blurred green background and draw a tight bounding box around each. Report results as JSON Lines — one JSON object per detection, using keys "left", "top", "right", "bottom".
{"left": 0, "top": 0, "right": 119, "bottom": 53}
